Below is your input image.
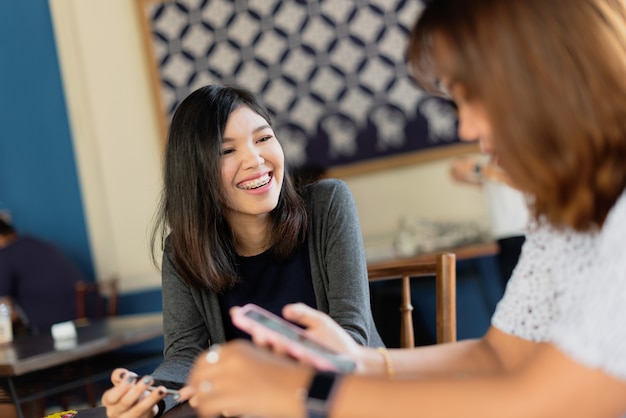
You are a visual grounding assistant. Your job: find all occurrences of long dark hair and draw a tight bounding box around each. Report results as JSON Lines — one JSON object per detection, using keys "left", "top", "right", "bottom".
{"left": 151, "top": 85, "right": 308, "bottom": 292}
{"left": 408, "top": 0, "right": 626, "bottom": 231}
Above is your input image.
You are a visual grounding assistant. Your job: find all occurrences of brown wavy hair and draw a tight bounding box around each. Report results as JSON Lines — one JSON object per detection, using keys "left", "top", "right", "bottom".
{"left": 408, "top": 0, "right": 626, "bottom": 230}
{"left": 151, "top": 85, "right": 307, "bottom": 292}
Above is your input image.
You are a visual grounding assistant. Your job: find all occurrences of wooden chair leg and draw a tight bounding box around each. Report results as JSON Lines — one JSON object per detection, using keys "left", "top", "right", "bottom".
{"left": 399, "top": 275, "right": 415, "bottom": 348}
{"left": 86, "top": 382, "right": 97, "bottom": 407}
{"left": 436, "top": 253, "right": 457, "bottom": 344}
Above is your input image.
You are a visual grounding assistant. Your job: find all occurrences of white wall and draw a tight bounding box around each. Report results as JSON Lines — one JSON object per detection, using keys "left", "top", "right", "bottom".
{"left": 49, "top": 0, "right": 489, "bottom": 292}
{"left": 50, "top": 0, "right": 163, "bottom": 292}
{"left": 340, "top": 157, "right": 488, "bottom": 261}
{"left": 344, "top": 157, "right": 487, "bottom": 237}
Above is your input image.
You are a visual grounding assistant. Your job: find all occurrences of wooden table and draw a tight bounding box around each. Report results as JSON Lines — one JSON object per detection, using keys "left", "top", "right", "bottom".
{"left": 0, "top": 313, "right": 164, "bottom": 418}
{"left": 74, "top": 403, "right": 196, "bottom": 418}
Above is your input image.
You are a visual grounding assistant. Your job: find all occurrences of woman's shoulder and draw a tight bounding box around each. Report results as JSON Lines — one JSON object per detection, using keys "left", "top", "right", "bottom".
{"left": 301, "top": 178, "right": 349, "bottom": 198}
{"left": 300, "top": 178, "right": 354, "bottom": 217}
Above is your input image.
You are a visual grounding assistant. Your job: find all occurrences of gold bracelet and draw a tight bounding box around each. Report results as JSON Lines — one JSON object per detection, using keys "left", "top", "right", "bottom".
{"left": 376, "top": 347, "right": 395, "bottom": 379}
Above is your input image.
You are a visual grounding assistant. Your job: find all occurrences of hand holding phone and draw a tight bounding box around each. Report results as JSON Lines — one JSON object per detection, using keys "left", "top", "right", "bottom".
{"left": 232, "top": 303, "right": 356, "bottom": 373}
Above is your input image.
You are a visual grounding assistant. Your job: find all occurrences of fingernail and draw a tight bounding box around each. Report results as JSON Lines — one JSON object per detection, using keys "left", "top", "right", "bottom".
{"left": 143, "top": 375, "right": 154, "bottom": 385}
{"left": 126, "top": 375, "right": 136, "bottom": 384}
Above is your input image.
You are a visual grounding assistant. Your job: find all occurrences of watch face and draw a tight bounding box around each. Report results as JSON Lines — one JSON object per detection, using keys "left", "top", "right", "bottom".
{"left": 308, "top": 372, "right": 338, "bottom": 400}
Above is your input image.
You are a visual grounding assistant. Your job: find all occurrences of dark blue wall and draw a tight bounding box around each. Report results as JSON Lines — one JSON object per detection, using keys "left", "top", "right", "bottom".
{"left": 0, "top": 0, "right": 94, "bottom": 278}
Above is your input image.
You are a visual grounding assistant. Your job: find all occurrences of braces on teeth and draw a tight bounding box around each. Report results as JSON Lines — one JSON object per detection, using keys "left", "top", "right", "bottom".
{"left": 240, "top": 175, "right": 270, "bottom": 189}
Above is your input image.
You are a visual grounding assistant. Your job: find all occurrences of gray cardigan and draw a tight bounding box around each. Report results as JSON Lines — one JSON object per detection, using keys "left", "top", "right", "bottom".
{"left": 152, "top": 179, "right": 382, "bottom": 402}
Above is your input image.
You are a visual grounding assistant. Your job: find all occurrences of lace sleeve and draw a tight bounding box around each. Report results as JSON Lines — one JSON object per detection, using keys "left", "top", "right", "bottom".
{"left": 491, "top": 220, "right": 558, "bottom": 342}
{"left": 551, "top": 193, "right": 626, "bottom": 380}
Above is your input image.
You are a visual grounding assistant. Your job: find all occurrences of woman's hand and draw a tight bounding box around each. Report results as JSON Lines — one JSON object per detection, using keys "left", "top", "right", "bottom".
{"left": 450, "top": 157, "right": 481, "bottom": 185}
{"left": 282, "top": 303, "right": 363, "bottom": 357}
{"left": 101, "top": 368, "right": 167, "bottom": 418}
{"left": 231, "top": 303, "right": 369, "bottom": 373}
{"left": 180, "top": 341, "right": 312, "bottom": 418}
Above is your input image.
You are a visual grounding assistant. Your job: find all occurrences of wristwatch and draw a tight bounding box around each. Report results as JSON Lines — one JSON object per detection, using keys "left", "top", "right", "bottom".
{"left": 473, "top": 163, "right": 482, "bottom": 175}
{"left": 306, "top": 371, "right": 342, "bottom": 418}
{"left": 473, "top": 163, "right": 484, "bottom": 181}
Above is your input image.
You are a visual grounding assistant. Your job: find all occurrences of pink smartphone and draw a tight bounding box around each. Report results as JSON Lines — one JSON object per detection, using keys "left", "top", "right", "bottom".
{"left": 232, "top": 303, "right": 356, "bottom": 373}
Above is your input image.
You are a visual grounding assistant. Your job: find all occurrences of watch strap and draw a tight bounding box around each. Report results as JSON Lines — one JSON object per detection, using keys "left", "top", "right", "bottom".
{"left": 306, "top": 371, "right": 341, "bottom": 418}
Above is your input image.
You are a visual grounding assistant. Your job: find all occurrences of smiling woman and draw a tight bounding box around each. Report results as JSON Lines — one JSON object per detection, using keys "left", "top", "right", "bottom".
{"left": 99, "top": 84, "right": 384, "bottom": 418}
{"left": 219, "top": 106, "right": 285, "bottom": 248}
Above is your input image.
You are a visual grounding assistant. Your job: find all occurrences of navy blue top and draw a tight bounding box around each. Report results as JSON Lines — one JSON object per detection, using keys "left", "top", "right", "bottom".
{"left": 0, "top": 236, "right": 85, "bottom": 333}
{"left": 218, "top": 241, "right": 317, "bottom": 340}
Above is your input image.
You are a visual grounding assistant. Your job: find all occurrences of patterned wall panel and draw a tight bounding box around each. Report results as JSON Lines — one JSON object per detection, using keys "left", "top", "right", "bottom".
{"left": 139, "top": 0, "right": 459, "bottom": 170}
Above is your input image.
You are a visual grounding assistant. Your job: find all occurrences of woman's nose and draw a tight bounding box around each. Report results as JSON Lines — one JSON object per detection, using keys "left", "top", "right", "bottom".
{"left": 457, "top": 117, "right": 479, "bottom": 143}
{"left": 242, "top": 147, "right": 264, "bottom": 168}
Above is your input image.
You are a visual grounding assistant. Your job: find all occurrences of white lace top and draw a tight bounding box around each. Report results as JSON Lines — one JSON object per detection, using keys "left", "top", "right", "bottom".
{"left": 492, "top": 190, "right": 626, "bottom": 381}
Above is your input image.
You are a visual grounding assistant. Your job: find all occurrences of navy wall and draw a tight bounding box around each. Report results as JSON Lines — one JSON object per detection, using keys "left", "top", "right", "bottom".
{"left": 0, "top": 0, "right": 94, "bottom": 278}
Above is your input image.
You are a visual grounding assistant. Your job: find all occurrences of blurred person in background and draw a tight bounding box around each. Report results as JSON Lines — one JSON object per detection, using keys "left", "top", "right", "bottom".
{"left": 450, "top": 156, "right": 529, "bottom": 289}
{"left": 0, "top": 218, "right": 83, "bottom": 334}
{"left": 0, "top": 218, "right": 85, "bottom": 418}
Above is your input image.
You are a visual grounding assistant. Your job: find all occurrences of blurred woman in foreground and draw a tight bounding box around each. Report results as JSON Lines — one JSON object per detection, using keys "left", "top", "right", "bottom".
{"left": 182, "top": 1, "right": 626, "bottom": 417}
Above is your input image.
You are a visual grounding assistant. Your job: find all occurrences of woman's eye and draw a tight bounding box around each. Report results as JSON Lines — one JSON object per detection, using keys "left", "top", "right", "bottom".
{"left": 258, "top": 135, "right": 272, "bottom": 143}
{"left": 221, "top": 148, "right": 234, "bottom": 155}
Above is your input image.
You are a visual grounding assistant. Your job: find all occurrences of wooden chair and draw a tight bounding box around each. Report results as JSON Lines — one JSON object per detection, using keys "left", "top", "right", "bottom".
{"left": 67, "top": 278, "right": 120, "bottom": 407}
{"left": 368, "top": 253, "right": 456, "bottom": 347}
{"left": 75, "top": 277, "right": 119, "bottom": 321}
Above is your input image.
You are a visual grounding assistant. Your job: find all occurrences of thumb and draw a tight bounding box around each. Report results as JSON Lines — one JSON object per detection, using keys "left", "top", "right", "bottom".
{"left": 176, "top": 385, "right": 194, "bottom": 402}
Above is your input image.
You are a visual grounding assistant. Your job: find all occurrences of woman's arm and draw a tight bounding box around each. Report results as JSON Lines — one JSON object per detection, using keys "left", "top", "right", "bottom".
{"left": 102, "top": 246, "right": 215, "bottom": 417}
{"left": 279, "top": 303, "right": 537, "bottom": 378}
{"left": 370, "top": 326, "right": 538, "bottom": 378}
{"left": 333, "top": 342, "right": 626, "bottom": 418}
{"left": 154, "top": 249, "right": 210, "bottom": 377}
{"left": 182, "top": 338, "right": 626, "bottom": 418}
{"left": 149, "top": 247, "right": 212, "bottom": 412}
{"left": 306, "top": 179, "right": 382, "bottom": 346}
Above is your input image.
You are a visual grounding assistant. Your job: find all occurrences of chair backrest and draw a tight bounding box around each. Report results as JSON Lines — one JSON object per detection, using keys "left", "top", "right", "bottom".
{"left": 368, "top": 253, "right": 456, "bottom": 347}
{"left": 75, "top": 277, "right": 119, "bottom": 321}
